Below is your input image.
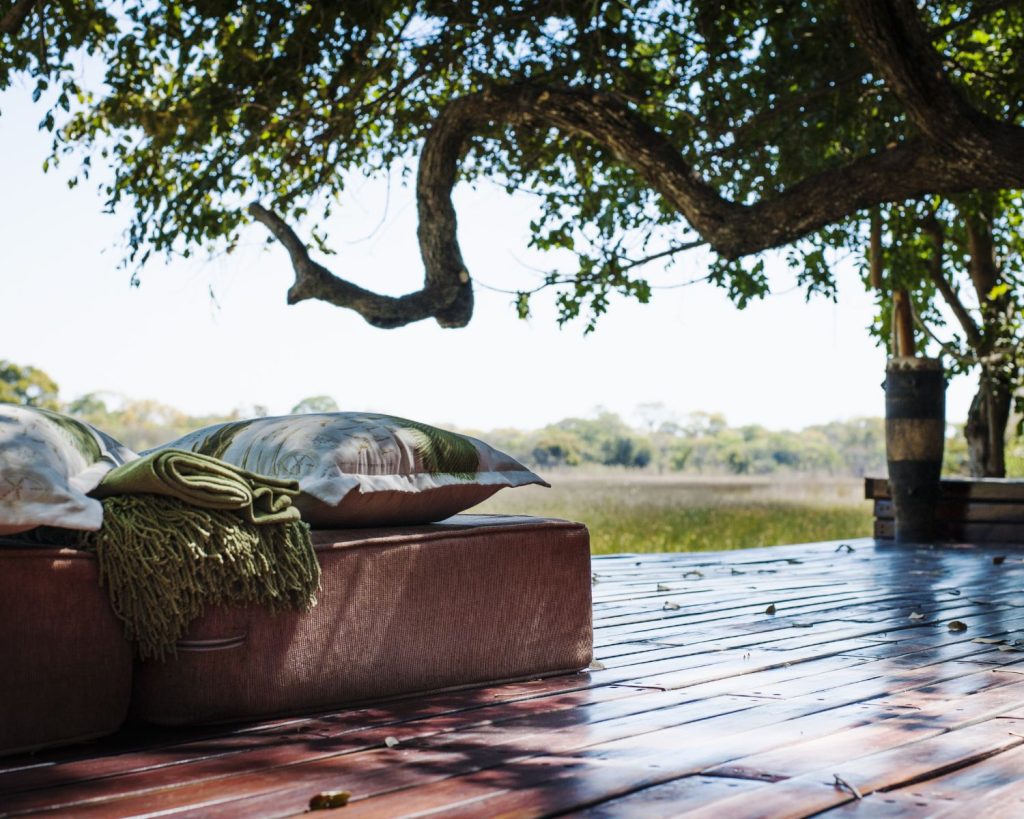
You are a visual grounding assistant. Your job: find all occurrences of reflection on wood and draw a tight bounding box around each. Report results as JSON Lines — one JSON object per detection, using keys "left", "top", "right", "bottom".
{"left": 2, "top": 536, "right": 1024, "bottom": 816}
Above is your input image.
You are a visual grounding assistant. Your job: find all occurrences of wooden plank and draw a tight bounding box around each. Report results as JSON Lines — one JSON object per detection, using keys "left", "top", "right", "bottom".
{"left": 875, "top": 517, "right": 1024, "bottom": 544}
{"left": 881, "top": 740, "right": 1024, "bottom": 818}
{"left": 703, "top": 675, "right": 1024, "bottom": 782}
{"left": 25, "top": 652, "right": 1010, "bottom": 817}
{"left": 677, "top": 718, "right": 1024, "bottom": 818}
{"left": 867, "top": 477, "right": 1024, "bottom": 503}
{"left": 562, "top": 774, "right": 763, "bottom": 817}
{"left": 23, "top": 597, "right": 1012, "bottom": 805}
{"left": 821, "top": 744, "right": 1024, "bottom": 817}
{"left": 9, "top": 696, "right": 819, "bottom": 817}
{"left": 325, "top": 717, "right": 1024, "bottom": 819}
{"left": 759, "top": 789, "right": 943, "bottom": 817}
{"left": 875, "top": 498, "right": 1024, "bottom": 523}
{"left": 237, "top": 669, "right": 1024, "bottom": 819}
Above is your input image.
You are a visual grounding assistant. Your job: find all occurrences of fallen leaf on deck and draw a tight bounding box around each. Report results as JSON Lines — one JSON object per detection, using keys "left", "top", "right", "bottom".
{"left": 663, "top": 601, "right": 681, "bottom": 611}
{"left": 588, "top": 660, "right": 607, "bottom": 671}
{"left": 973, "top": 637, "right": 1005, "bottom": 644}
{"left": 731, "top": 568, "right": 745, "bottom": 575}
{"left": 786, "top": 558, "right": 803, "bottom": 565}
{"left": 948, "top": 620, "right": 968, "bottom": 632}
{"left": 994, "top": 556, "right": 1007, "bottom": 565}
{"left": 309, "top": 790, "right": 351, "bottom": 810}
{"left": 909, "top": 612, "right": 925, "bottom": 621}
{"left": 998, "top": 645, "right": 1022, "bottom": 652}
{"left": 946, "top": 589, "right": 962, "bottom": 596}
{"left": 765, "top": 604, "right": 777, "bottom": 615}
{"left": 684, "top": 570, "right": 704, "bottom": 579}
{"left": 384, "top": 736, "right": 400, "bottom": 748}
{"left": 657, "top": 583, "right": 671, "bottom": 592}
{"left": 835, "top": 544, "right": 855, "bottom": 553}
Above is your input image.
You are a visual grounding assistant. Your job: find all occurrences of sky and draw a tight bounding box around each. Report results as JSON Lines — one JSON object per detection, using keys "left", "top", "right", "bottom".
{"left": 0, "top": 84, "right": 977, "bottom": 432}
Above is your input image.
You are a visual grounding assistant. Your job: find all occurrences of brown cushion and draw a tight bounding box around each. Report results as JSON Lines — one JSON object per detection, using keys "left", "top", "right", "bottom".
{"left": 131, "top": 515, "right": 592, "bottom": 725}
{"left": 0, "top": 546, "right": 133, "bottom": 756}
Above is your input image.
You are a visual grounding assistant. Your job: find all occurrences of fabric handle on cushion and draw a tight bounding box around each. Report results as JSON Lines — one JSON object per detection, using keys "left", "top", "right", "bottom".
{"left": 91, "top": 449, "right": 301, "bottom": 525}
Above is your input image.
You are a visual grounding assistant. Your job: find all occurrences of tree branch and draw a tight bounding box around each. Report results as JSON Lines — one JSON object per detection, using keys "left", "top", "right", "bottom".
{"left": 251, "top": 4, "right": 1024, "bottom": 329}
{"left": 842, "top": 0, "right": 1021, "bottom": 165}
{"left": 964, "top": 202, "right": 999, "bottom": 304}
{"left": 869, "top": 209, "right": 883, "bottom": 290}
{"left": 0, "top": 0, "right": 42, "bottom": 36}
{"left": 248, "top": 203, "right": 471, "bottom": 329}
{"left": 921, "top": 214, "right": 984, "bottom": 352}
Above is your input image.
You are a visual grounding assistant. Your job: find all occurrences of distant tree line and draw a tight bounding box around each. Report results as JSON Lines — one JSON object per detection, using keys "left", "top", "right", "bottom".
{"left": 0, "top": 359, "right": 1001, "bottom": 476}
{"left": 467, "top": 410, "right": 897, "bottom": 478}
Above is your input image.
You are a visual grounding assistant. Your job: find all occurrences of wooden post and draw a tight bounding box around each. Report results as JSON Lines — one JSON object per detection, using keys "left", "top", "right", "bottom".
{"left": 892, "top": 289, "right": 916, "bottom": 358}
{"left": 884, "top": 357, "right": 945, "bottom": 542}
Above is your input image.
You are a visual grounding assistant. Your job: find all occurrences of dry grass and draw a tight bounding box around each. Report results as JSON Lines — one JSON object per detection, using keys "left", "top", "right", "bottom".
{"left": 471, "top": 471, "right": 872, "bottom": 554}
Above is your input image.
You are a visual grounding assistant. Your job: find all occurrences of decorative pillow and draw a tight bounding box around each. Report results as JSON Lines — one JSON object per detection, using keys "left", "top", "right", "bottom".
{"left": 151, "top": 413, "right": 548, "bottom": 527}
{"left": 0, "top": 405, "right": 137, "bottom": 536}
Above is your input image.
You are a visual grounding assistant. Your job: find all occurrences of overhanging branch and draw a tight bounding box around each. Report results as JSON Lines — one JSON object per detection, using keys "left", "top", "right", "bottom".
{"left": 248, "top": 203, "right": 471, "bottom": 329}
{"left": 251, "top": 2, "right": 1024, "bottom": 329}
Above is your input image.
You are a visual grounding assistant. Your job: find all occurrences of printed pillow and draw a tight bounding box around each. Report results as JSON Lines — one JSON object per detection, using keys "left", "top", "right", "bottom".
{"left": 0, "top": 405, "right": 137, "bottom": 536}
{"left": 152, "top": 413, "right": 548, "bottom": 527}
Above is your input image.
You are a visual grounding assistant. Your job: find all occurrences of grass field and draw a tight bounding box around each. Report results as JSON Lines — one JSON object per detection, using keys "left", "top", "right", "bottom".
{"left": 471, "top": 471, "right": 873, "bottom": 555}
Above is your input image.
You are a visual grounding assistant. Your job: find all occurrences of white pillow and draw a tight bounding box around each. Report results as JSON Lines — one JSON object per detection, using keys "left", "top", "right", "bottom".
{"left": 0, "top": 405, "right": 137, "bottom": 535}
{"left": 152, "top": 413, "right": 547, "bottom": 528}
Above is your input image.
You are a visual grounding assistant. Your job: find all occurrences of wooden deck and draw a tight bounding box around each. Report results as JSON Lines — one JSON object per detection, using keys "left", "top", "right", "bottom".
{"left": 4, "top": 537, "right": 1024, "bottom": 817}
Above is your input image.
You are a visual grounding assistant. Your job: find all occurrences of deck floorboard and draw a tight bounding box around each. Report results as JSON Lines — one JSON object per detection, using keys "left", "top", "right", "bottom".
{"left": 3, "top": 537, "right": 1024, "bottom": 817}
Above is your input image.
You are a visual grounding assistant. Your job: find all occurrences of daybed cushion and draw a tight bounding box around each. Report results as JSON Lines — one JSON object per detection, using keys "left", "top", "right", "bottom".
{"left": 131, "top": 514, "right": 592, "bottom": 725}
{"left": 0, "top": 405, "right": 136, "bottom": 535}
{"left": 150, "top": 413, "right": 548, "bottom": 527}
{"left": 0, "top": 545, "right": 133, "bottom": 756}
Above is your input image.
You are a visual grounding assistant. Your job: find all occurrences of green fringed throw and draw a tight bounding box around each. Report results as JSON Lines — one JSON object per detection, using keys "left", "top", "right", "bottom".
{"left": 93, "top": 449, "right": 301, "bottom": 525}
{"left": 27, "top": 494, "right": 319, "bottom": 661}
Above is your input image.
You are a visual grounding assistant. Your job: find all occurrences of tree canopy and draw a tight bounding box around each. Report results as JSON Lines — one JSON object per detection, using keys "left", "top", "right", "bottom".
{"left": 3, "top": 0, "right": 1022, "bottom": 331}
{"left": 0, "top": 359, "right": 60, "bottom": 409}
{"left": 5, "top": 0, "right": 1024, "bottom": 472}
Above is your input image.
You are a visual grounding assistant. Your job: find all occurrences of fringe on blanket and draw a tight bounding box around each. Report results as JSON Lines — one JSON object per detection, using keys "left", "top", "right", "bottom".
{"left": 20, "top": 494, "right": 319, "bottom": 661}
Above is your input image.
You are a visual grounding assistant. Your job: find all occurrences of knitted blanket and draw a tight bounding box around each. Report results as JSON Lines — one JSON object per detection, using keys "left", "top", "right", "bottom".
{"left": 93, "top": 449, "right": 302, "bottom": 525}
{"left": 20, "top": 451, "right": 320, "bottom": 660}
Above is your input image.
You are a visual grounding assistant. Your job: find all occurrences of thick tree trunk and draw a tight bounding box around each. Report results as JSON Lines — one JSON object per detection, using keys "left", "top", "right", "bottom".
{"left": 965, "top": 377, "right": 1011, "bottom": 477}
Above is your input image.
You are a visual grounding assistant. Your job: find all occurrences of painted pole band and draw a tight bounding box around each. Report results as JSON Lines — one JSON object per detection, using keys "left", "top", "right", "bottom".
{"left": 885, "top": 357, "right": 945, "bottom": 543}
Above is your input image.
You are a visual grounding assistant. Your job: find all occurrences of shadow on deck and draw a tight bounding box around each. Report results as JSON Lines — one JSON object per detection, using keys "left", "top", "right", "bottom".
{"left": 3, "top": 538, "right": 1024, "bottom": 817}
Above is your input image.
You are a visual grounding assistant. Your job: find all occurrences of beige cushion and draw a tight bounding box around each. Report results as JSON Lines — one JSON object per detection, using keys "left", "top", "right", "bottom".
{"left": 0, "top": 405, "right": 136, "bottom": 535}
{"left": 152, "top": 413, "right": 548, "bottom": 527}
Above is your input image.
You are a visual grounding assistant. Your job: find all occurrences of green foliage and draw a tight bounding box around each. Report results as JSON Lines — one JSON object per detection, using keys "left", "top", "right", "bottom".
{"left": 290, "top": 395, "right": 339, "bottom": 414}
{"left": 0, "top": 360, "right": 60, "bottom": 409}
{"left": 0, "top": 1, "right": 117, "bottom": 114}
{"left": 474, "top": 410, "right": 891, "bottom": 477}
{"left": 5, "top": 2, "right": 1019, "bottom": 330}
{"left": 66, "top": 393, "right": 235, "bottom": 451}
